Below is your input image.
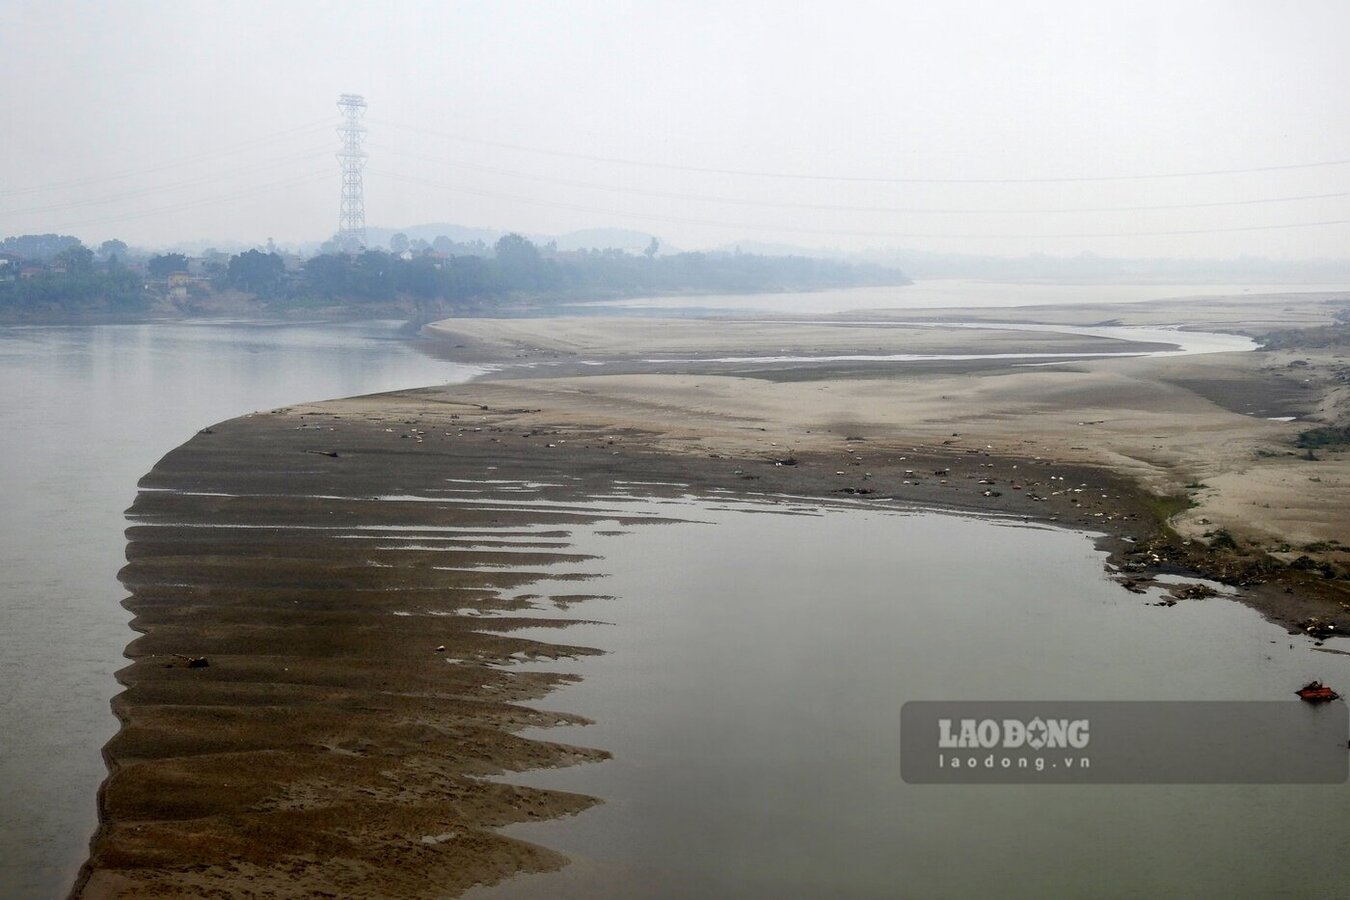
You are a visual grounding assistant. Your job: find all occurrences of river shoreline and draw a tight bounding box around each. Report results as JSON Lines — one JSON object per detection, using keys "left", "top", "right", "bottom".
{"left": 72, "top": 388, "right": 1162, "bottom": 898}
{"left": 74, "top": 288, "right": 1350, "bottom": 896}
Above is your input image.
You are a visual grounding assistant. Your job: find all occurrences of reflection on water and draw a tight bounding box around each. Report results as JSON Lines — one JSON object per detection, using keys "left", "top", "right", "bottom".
{"left": 0, "top": 321, "right": 479, "bottom": 899}
{"left": 464, "top": 493, "right": 1349, "bottom": 899}
{"left": 1, "top": 304, "right": 1344, "bottom": 898}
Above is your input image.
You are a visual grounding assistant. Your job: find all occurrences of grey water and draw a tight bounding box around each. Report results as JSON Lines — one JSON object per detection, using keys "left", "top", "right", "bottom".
{"left": 465, "top": 494, "right": 1350, "bottom": 899}
{"left": 0, "top": 321, "right": 480, "bottom": 899}
{"left": 0, "top": 288, "right": 1339, "bottom": 898}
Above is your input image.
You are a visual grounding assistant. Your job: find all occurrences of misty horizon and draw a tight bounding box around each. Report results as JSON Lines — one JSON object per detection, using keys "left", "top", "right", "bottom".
{"left": 4, "top": 1, "right": 1349, "bottom": 263}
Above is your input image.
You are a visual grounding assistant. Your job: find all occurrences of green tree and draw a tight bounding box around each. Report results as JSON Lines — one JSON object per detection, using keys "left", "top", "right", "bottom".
{"left": 492, "top": 234, "right": 563, "bottom": 292}
{"left": 303, "top": 253, "right": 353, "bottom": 299}
{"left": 147, "top": 253, "right": 190, "bottom": 278}
{"left": 226, "top": 250, "right": 286, "bottom": 296}
{"left": 99, "top": 239, "right": 128, "bottom": 261}
{"left": 390, "top": 233, "right": 410, "bottom": 254}
{"left": 494, "top": 233, "right": 539, "bottom": 267}
{"left": 0, "top": 233, "right": 80, "bottom": 261}
{"left": 54, "top": 243, "right": 95, "bottom": 275}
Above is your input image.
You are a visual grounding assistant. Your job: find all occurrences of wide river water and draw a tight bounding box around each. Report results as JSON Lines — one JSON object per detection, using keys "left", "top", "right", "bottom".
{"left": 0, "top": 281, "right": 1345, "bottom": 898}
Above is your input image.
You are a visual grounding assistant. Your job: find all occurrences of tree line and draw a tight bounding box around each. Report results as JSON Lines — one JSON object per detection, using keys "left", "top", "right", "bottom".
{"left": 0, "top": 233, "right": 909, "bottom": 317}
{"left": 0, "top": 240, "right": 145, "bottom": 312}
{"left": 280, "top": 235, "right": 909, "bottom": 310}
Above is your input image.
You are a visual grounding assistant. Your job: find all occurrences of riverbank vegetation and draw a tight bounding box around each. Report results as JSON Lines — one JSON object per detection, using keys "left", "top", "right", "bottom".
{"left": 0, "top": 232, "right": 909, "bottom": 321}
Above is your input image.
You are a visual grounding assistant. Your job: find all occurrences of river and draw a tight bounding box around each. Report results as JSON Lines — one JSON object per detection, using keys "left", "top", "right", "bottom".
{"left": 460, "top": 490, "right": 1349, "bottom": 898}
{"left": 0, "top": 321, "right": 480, "bottom": 899}
{"left": 0, "top": 282, "right": 1344, "bottom": 897}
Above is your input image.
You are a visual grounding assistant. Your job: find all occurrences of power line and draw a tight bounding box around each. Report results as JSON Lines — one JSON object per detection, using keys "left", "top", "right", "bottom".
{"left": 2, "top": 147, "right": 331, "bottom": 218}
{"left": 47, "top": 171, "right": 331, "bottom": 231}
{"left": 371, "top": 118, "right": 1350, "bottom": 185}
{"left": 368, "top": 143, "right": 1350, "bottom": 215}
{"left": 0, "top": 120, "right": 333, "bottom": 200}
{"left": 371, "top": 168, "right": 1350, "bottom": 240}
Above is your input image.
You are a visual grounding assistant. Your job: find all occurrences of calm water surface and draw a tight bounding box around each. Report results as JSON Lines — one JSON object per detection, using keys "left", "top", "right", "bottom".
{"left": 0, "top": 321, "right": 479, "bottom": 899}
{"left": 464, "top": 492, "right": 1349, "bottom": 899}
{"left": 0, "top": 285, "right": 1342, "bottom": 898}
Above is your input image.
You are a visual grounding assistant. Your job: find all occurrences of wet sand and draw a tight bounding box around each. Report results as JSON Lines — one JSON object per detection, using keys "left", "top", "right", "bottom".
{"left": 76, "top": 290, "right": 1350, "bottom": 896}
{"left": 75, "top": 393, "right": 1155, "bottom": 897}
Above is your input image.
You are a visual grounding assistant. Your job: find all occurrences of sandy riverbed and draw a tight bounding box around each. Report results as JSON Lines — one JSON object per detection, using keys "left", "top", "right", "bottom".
{"left": 77, "top": 289, "right": 1350, "bottom": 897}
{"left": 426, "top": 292, "right": 1349, "bottom": 554}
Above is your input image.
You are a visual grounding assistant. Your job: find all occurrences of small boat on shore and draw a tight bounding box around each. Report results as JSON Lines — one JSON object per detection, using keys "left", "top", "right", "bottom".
{"left": 1296, "top": 680, "right": 1340, "bottom": 703}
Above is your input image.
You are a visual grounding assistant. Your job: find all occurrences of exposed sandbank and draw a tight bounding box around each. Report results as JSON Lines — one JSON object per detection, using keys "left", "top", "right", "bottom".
{"left": 428, "top": 292, "right": 1350, "bottom": 557}
{"left": 78, "top": 288, "right": 1349, "bottom": 896}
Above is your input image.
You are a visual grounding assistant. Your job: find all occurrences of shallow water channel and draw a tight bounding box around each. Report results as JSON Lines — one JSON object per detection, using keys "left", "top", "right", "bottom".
{"left": 454, "top": 486, "right": 1349, "bottom": 899}
{"left": 0, "top": 321, "right": 480, "bottom": 898}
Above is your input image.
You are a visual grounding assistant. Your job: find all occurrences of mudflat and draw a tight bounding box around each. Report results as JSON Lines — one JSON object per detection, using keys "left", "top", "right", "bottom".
{"left": 77, "top": 289, "right": 1349, "bottom": 897}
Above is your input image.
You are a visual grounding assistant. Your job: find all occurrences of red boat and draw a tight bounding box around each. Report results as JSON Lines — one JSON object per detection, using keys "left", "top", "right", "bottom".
{"left": 1296, "top": 681, "right": 1340, "bottom": 703}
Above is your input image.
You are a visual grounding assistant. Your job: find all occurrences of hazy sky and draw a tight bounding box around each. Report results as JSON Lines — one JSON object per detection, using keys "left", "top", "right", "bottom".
{"left": 4, "top": 0, "right": 1349, "bottom": 258}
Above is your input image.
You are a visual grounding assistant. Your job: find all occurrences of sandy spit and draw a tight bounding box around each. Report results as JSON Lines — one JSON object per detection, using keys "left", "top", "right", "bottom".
{"left": 76, "top": 290, "right": 1350, "bottom": 896}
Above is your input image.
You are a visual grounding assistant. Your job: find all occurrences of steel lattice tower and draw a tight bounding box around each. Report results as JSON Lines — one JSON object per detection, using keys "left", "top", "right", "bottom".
{"left": 335, "top": 94, "right": 368, "bottom": 253}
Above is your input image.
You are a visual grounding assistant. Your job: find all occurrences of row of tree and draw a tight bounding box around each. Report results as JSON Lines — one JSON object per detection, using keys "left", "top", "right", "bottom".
{"left": 1, "top": 233, "right": 910, "bottom": 317}
{"left": 0, "top": 241, "right": 146, "bottom": 311}
{"left": 287, "top": 234, "right": 908, "bottom": 309}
